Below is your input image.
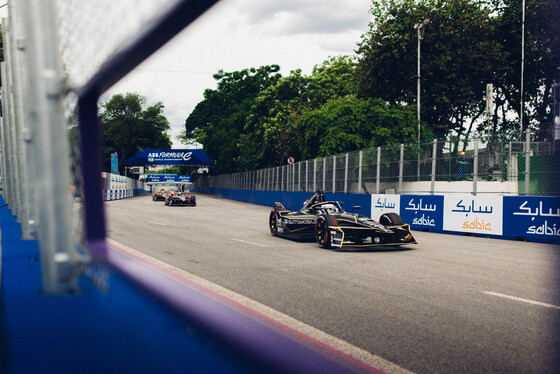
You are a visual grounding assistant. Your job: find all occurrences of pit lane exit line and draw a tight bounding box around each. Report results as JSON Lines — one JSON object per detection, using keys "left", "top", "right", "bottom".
{"left": 483, "top": 291, "right": 560, "bottom": 310}
{"left": 230, "top": 238, "right": 268, "bottom": 247}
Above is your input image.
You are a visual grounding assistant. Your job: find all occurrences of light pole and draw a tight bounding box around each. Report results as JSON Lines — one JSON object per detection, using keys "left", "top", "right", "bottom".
{"left": 414, "top": 18, "right": 430, "bottom": 179}
{"left": 520, "top": 0, "right": 526, "bottom": 139}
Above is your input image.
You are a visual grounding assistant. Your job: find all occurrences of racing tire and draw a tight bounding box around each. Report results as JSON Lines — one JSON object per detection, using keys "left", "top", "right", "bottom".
{"left": 316, "top": 215, "right": 335, "bottom": 249}
{"left": 153, "top": 195, "right": 157, "bottom": 201}
{"left": 269, "top": 210, "right": 278, "bottom": 236}
{"left": 379, "top": 212, "right": 404, "bottom": 226}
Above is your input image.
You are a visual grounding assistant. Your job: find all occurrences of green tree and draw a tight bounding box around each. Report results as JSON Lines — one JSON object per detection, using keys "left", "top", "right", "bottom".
{"left": 296, "top": 96, "right": 421, "bottom": 158}
{"left": 237, "top": 56, "right": 361, "bottom": 168}
{"left": 356, "top": 0, "right": 505, "bottom": 139}
{"left": 101, "top": 93, "right": 171, "bottom": 173}
{"left": 237, "top": 70, "right": 310, "bottom": 169}
{"left": 184, "top": 65, "right": 282, "bottom": 173}
{"left": 491, "top": 0, "right": 560, "bottom": 139}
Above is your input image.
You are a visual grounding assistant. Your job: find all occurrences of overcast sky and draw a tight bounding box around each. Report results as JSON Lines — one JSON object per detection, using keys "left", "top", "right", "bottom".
{"left": 106, "top": 0, "right": 373, "bottom": 148}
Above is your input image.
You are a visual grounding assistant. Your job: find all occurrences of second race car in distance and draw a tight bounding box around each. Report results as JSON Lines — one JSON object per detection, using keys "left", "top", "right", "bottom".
{"left": 164, "top": 191, "right": 196, "bottom": 206}
{"left": 269, "top": 191, "right": 417, "bottom": 249}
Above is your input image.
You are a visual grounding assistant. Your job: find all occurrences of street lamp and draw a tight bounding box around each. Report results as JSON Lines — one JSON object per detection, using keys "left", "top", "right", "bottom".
{"left": 414, "top": 18, "right": 430, "bottom": 179}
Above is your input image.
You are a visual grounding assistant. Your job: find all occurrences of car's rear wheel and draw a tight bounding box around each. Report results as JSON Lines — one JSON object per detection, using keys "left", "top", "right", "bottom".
{"left": 379, "top": 212, "right": 404, "bottom": 226}
{"left": 269, "top": 211, "right": 278, "bottom": 236}
{"left": 316, "top": 216, "right": 333, "bottom": 249}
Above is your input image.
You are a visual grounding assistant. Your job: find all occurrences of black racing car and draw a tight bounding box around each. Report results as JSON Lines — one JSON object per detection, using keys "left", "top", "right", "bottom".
{"left": 269, "top": 191, "right": 416, "bottom": 249}
{"left": 164, "top": 192, "right": 196, "bottom": 206}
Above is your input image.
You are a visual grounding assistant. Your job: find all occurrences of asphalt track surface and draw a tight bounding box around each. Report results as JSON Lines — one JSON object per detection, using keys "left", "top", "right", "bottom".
{"left": 105, "top": 193, "right": 560, "bottom": 374}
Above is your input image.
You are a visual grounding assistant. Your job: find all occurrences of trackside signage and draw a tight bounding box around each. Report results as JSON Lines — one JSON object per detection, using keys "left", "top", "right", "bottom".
{"left": 145, "top": 174, "right": 191, "bottom": 183}
{"left": 503, "top": 196, "right": 560, "bottom": 241}
{"left": 126, "top": 149, "right": 211, "bottom": 166}
{"left": 443, "top": 195, "right": 503, "bottom": 236}
{"left": 400, "top": 195, "right": 444, "bottom": 231}
{"left": 371, "top": 194, "right": 400, "bottom": 221}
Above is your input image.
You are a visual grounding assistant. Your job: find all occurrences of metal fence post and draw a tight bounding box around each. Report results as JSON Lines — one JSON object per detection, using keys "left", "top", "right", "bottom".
{"left": 431, "top": 139, "right": 437, "bottom": 194}
{"left": 473, "top": 137, "right": 479, "bottom": 195}
{"left": 298, "top": 162, "right": 301, "bottom": 191}
{"left": 524, "top": 129, "right": 531, "bottom": 195}
{"left": 344, "top": 153, "right": 348, "bottom": 194}
{"left": 313, "top": 158, "right": 317, "bottom": 192}
{"left": 332, "top": 155, "right": 336, "bottom": 193}
{"left": 8, "top": 1, "right": 38, "bottom": 238}
{"left": 358, "top": 150, "right": 363, "bottom": 194}
{"left": 2, "top": 18, "right": 23, "bottom": 222}
{"left": 399, "top": 144, "right": 404, "bottom": 194}
{"left": 323, "top": 157, "right": 326, "bottom": 192}
{"left": 24, "top": 0, "right": 78, "bottom": 294}
{"left": 305, "top": 160, "right": 309, "bottom": 191}
{"left": 376, "top": 146, "right": 381, "bottom": 194}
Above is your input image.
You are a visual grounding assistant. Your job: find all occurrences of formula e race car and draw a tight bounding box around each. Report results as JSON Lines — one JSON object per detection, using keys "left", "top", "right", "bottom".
{"left": 164, "top": 191, "right": 196, "bottom": 206}
{"left": 152, "top": 188, "right": 168, "bottom": 201}
{"left": 269, "top": 191, "right": 416, "bottom": 249}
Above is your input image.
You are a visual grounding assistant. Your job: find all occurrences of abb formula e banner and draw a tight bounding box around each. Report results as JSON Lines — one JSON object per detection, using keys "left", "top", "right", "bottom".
{"left": 126, "top": 149, "right": 211, "bottom": 166}
{"left": 144, "top": 174, "right": 191, "bottom": 183}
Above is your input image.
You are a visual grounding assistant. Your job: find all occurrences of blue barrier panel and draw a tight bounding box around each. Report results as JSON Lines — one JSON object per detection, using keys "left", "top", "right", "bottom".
{"left": 0, "top": 225, "right": 249, "bottom": 373}
{"left": 400, "top": 195, "right": 444, "bottom": 232}
{"left": 503, "top": 196, "right": 560, "bottom": 243}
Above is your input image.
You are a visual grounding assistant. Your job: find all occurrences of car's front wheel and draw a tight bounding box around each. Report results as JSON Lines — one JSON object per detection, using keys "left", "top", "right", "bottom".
{"left": 269, "top": 210, "right": 278, "bottom": 236}
{"left": 379, "top": 212, "right": 404, "bottom": 226}
{"left": 316, "top": 216, "right": 333, "bottom": 249}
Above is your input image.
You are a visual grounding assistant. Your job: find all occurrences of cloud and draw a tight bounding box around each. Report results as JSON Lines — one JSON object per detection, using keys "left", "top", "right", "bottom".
{"left": 235, "top": 0, "right": 372, "bottom": 36}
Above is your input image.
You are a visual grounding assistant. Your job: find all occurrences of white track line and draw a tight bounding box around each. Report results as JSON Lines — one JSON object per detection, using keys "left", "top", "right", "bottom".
{"left": 483, "top": 291, "right": 560, "bottom": 310}
{"left": 230, "top": 238, "right": 268, "bottom": 247}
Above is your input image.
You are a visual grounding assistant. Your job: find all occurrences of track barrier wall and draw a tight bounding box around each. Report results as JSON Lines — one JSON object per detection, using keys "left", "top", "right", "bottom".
{"left": 196, "top": 187, "right": 560, "bottom": 244}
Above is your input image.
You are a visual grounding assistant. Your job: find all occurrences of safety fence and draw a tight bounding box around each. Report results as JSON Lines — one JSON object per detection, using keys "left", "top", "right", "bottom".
{"left": 196, "top": 133, "right": 559, "bottom": 197}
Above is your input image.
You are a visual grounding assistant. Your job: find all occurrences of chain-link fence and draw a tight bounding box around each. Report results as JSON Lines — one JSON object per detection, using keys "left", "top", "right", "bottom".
{"left": 0, "top": 0, "right": 218, "bottom": 294}
{"left": 196, "top": 131, "right": 559, "bottom": 197}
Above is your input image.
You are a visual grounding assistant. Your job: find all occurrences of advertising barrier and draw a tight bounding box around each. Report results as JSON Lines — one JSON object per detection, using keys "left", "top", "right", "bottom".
{"left": 196, "top": 186, "right": 559, "bottom": 244}
{"left": 443, "top": 195, "right": 503, "bottom": 236}
{"left": 503, "top": 196, "right": 560, "bottom": 242}
{"left": 400, "top": 195, "right": 444, "bottom": 232}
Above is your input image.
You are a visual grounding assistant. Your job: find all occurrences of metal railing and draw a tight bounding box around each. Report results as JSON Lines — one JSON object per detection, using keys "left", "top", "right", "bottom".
{"left": 196, "top": 132, "right": 559, "bottom": 197}
{"left": 0, "top": 0, "right": 220, "bottom": 294}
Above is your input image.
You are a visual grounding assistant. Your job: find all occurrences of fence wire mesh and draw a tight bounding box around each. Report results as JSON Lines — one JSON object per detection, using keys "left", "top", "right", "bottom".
{"left": 197, "top": 134, "right": 559, "bottom": 197}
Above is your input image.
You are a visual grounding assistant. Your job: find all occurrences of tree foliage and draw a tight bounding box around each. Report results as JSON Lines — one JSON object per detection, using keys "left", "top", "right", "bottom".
{"left": 101, "top": 93, "right": 171, "bottom": 173}
{"left": 185, "top": 57, "right": 424, "bottom": 172}
{"left": 356, "top": 0, "right": 560, "bottom": 139}
{"left": 185, "top": 65, "right": 282, "bottom": 173}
